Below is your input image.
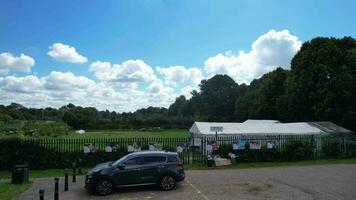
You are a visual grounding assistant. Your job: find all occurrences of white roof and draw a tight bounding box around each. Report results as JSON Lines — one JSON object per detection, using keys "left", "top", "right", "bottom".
{"left": 189, "top": 120, "right": 325, "bottom": 135}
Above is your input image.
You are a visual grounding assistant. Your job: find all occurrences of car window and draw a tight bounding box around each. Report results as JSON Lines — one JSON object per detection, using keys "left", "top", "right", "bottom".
{"left": 167, "top": 155, "right": 178, "bottom": 163}
{"left": 143, "top": 156, "right": 166, "bottom": 164}
{"left": 124, "top": 157, "right": 144, "bottom": 166}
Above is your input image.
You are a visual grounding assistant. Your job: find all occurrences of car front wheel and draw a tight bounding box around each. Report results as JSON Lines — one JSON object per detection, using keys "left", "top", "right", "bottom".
{"left": 96, "top": 179, "right": 113, "bottom": 196}
{"left": 160, "top": 175, "right": 176, "bottom": 191}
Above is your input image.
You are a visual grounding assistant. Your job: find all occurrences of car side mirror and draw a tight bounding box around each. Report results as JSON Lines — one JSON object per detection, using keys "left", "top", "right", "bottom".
{"left": 118, "top": 164, "right": 125, "bottom": 170}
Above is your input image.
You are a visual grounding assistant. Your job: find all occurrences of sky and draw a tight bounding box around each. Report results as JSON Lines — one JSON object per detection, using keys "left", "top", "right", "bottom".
{"left": 0, "top": 0, "right": 356, "bottom": 112}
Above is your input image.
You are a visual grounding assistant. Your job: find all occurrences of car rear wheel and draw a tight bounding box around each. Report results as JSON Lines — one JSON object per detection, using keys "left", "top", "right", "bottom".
{"left": 96, "top": 179, "right": 113, "bottom": 196}
{"left": 160, "top": 175, "right": 176, "bottom": 191}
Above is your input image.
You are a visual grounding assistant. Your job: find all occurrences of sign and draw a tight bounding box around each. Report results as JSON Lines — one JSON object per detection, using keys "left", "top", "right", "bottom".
{"left": 127, "top": 144, "right": 134, "bottom": 152}
{"left": 105, "top": 145, "right": 113, "bottom": 153}
{"left": 149, "top": 144, "right": 155, "bottom": 151}
{"left": 206, "top": 144, "right": 213, "bottom": 152}
{"left": 267, "top": 140, "right": 278, "bottom": 149}
{"left": 133, "top": 142, "right": 141, "bottom": 152}
{"left": 210, "top": 126, "right": 223, "bottom": 132}
{"left": 233, "top": 140, "right": 246, "bottom": 150}
{"left": 249, "top": 140, "right": 262, "bottom": 149}
{"left": 83, "top": 145, "right": 90, "bottom": 154}
{"left": 176, "top": 146, "right": 183, "bottom": 153}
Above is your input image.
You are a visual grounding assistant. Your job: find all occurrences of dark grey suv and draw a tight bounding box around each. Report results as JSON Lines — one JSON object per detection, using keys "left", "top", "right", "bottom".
{"left": 85, "top": 151, "right": 185, "bottom": 195}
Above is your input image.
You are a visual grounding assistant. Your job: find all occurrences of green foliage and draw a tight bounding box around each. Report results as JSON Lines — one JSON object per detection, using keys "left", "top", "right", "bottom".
{"left": 281, "top": 141, "right": 314, "bottom": 161}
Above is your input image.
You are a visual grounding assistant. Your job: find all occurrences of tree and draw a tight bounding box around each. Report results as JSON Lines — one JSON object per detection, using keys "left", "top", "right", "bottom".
{"left": 192, "top": 75, "right": 240, "bottom": 121}
{"left": 286, "top": 37, "right": 356, "bottom": 131}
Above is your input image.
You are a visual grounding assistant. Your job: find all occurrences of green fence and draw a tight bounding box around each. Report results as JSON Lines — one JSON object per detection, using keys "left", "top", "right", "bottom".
{"left": 1, "top": 134, "right": 355, "bottom": 170}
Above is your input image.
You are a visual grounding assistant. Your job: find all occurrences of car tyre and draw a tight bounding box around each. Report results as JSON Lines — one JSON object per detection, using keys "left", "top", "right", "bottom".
{"left": 160, "top": 175, "right": 176, "bottom": 191}
{"left": 96, "top": 179, "right": 114, "bottom": 196}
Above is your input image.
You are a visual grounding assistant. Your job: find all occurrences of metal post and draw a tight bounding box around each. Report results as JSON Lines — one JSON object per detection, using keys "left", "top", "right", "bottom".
{"left": 64, "top": 172, "right": 68, "bottom": 191}
{"left": 54, "top": 178, "right": 59, "bottom": 200}
{"left": 39, "top": 189, "right": 44, "bottom": 200}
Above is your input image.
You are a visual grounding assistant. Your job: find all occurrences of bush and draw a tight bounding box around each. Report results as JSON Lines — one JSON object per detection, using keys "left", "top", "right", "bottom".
{"left": 280, "top": 140, "right": 314, "bottom": 161}
{"left": 0, "top": 138, "right": 125, "bottom": 170}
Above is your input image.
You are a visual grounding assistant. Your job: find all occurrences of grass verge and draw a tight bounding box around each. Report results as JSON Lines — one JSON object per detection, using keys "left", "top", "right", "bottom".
{"left": 0, "top": 182, "right": 32, "bottom": 200}
{"left": 0, "top": 168, "right": 91, "bottom": 179}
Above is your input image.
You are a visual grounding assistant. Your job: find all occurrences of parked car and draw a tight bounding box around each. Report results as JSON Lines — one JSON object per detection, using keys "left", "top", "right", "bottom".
{"left": 85, "top": 151, "right": 185, "bottom": 195}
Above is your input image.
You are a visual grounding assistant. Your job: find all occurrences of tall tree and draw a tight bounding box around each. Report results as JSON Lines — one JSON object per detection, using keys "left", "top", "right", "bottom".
{"left": 286, "top": 37, "right": 356, "bottom": 130}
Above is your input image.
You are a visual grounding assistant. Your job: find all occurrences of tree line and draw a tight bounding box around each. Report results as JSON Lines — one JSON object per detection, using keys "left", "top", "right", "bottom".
{"left": 0, "top": 36, "right": 355, "bottom": 132}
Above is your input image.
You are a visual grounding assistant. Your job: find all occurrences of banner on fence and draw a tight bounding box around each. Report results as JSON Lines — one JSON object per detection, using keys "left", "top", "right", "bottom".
{"left": 128, "top": 143, "right": 142, "bottom": 152}
{"left": 233, "top": 140, "right": 246, "bottom": 150}
{"left": 249, "top": 140, "right": 262, "bottom": 149}
{"left": 267, "top": 140, "right": 278, "bottom": 149}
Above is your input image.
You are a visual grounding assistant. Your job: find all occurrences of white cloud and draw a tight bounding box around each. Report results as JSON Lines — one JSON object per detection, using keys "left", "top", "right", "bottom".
{"left": 0, "top": 52, "right": 35, "bottom": 73}
{"left": 179, "top": 85, "right": 199, "bottom": 99}
{"left": 0, "top": 71, "right": 175, "bottom": 112}
{"left": 89, "top": 60, "right": 156, "bottom": 83}
{"left": 204, "top": 30, "right": 302, "bottom": 84}
{"left": 47, "top": 43, "right": 87, "bottom": 63}
{"left": 156, "top": 65, "right": 203, "bottom": 86}
{"left": 0, "top": 29, "right": 304, "bottom": 111}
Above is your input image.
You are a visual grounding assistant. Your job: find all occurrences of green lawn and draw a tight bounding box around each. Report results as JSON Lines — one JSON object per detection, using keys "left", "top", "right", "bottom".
{"left": 55, "top": 129, "right": 188, "bottom": 138}
{"left": 0, "top": 168, "right": 90, "bottom": 179}
{"left": 0, "top": 129, "right": 188, "bottom": 139}
{"left": 0, "top": 182, "right": 32, "bottom": 200}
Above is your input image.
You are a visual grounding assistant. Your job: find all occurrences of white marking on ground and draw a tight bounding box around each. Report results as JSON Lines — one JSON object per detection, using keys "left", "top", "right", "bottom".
{"left": 185, "top": 180, "right": 210, "bottom": 200}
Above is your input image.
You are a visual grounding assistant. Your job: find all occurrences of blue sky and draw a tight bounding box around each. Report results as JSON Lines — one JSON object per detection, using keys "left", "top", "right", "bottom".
{"left": 0, "top": 0, "right": 355, "bottom": 111}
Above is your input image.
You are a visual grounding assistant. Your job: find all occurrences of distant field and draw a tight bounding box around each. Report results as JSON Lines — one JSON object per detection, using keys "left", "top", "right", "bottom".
{"left": 55, "top": 129, "right": 188, "bottom": 138}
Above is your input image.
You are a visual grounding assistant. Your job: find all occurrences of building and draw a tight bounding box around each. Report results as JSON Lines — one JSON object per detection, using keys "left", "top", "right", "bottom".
{"left": 189, "top": 119, "right": 353, "bottom": 147}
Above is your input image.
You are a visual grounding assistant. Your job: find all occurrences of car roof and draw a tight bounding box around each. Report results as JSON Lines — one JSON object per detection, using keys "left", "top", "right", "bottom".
{"left": 128, "top": 150, "right": 177, "bottom": 156}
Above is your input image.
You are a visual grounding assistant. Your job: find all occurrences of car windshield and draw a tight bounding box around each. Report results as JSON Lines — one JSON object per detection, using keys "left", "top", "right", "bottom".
{"left": 112, "top": 154, "right": 130, "bottom": 166}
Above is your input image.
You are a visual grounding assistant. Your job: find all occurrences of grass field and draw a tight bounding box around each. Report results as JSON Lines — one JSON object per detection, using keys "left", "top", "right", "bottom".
{"left": 0, "top": 182, "right": 32, "bottom": 200}
{"left": 0, "top": 129, "right": 189, "bottom": 139}
{"left": 52, "top": 129, "right": 187, "bottom": 138}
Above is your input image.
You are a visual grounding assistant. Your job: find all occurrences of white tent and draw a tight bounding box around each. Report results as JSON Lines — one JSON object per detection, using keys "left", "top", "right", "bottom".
{"left": 75, "top": 130, "right": 85, "bottom": 134}
{"left": 189, "top": 120, "right": 327, "bottom": 137}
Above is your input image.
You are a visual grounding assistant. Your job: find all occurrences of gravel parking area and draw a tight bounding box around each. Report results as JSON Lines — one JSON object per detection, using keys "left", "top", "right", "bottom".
{"left": 18, "top": 164, "right": 356, "bottom": 200}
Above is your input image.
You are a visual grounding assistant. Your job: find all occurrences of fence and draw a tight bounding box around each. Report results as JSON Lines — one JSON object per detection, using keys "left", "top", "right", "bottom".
{"left": 197, "top": 134, "right": 356, "bottom": 160}
{"left": 25, "top": 137, "right": 190, "bottom": 153}
{"left": 1, "top": 134, "right": 356, "bottom": 170}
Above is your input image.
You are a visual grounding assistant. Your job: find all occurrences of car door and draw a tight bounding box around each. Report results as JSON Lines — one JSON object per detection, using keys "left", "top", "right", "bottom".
{"left": 139, "top": 155, "right": 167, "bottom": 183}
{"left": 113, "top": 156, "right": 143, "bottom": 186}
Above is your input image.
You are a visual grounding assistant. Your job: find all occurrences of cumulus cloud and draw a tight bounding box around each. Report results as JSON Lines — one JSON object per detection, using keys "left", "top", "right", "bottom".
{"left": 47, "top": 43, "right": 87, "bottom": 63}
{"left": 179, "top": 85, "right": 199, "bottom": 99}
{"left": 0, "top": 71, "right": 175, "bottom": 112}
{"left": 0, "top": 52, "right": 35, "bottom": 73}
{"left": 89, "top": 60, "right": 156, "bottom": 83}
{"left": 156, "top": 65, "right": 203, "bottom": 86}
{"left": 204, "top": 30, "right": 302, "bottom": 84}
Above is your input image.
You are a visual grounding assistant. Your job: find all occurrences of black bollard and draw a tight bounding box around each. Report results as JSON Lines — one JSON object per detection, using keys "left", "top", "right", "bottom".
{"left": 64, "top": 172, "right": 68, "bottom": 191}
{"left": 39, "top": 189, "right": 44, "bottom": 200}
{"left": 54, "top": 178, "right": 59, "bottom": 200}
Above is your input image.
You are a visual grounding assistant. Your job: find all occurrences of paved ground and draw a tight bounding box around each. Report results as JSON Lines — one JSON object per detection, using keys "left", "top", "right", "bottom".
{"left": 18, "top": 164, "right": 356, "bottom": 200}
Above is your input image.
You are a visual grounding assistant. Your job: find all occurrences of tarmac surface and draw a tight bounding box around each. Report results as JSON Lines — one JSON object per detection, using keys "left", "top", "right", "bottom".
{"left": 18, "top": 164, "right": 356, "bottom": 200}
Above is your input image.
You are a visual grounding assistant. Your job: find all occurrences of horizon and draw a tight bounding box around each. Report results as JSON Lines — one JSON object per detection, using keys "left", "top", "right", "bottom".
{"left": 1, "top": 0, "right": 356, "bottom": 112}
